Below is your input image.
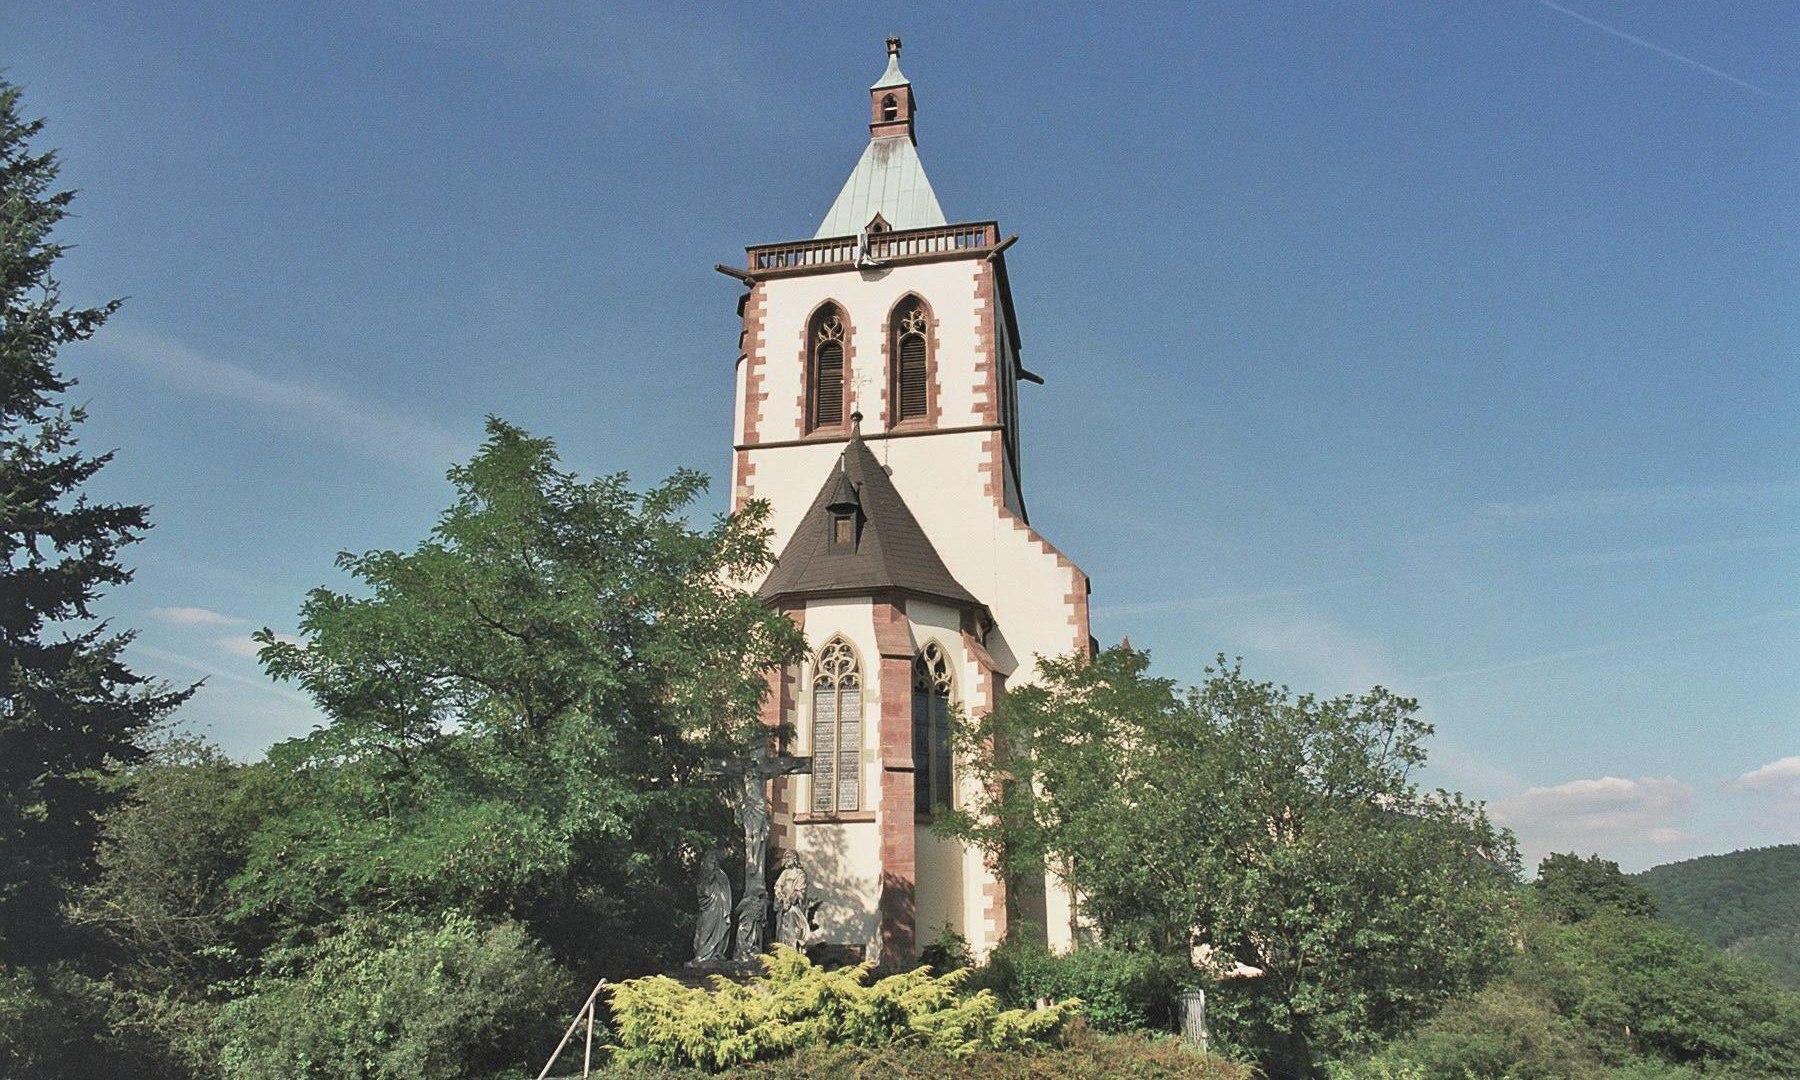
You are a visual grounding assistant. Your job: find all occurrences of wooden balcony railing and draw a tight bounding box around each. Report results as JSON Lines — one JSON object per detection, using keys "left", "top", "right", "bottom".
{"left": 747, "top": 221, "right": 1000, "bottom": 274}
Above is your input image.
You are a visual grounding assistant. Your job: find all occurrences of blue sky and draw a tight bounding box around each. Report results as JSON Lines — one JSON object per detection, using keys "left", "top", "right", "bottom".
{"left": 5, "top": 1, "right": 1795, "bottom": 871}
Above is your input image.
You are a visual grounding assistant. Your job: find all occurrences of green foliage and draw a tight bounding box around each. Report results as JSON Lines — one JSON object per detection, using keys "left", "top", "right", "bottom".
{"left": 236, "top": 419, "right": 806, "bottom": 968}
{"left": 607, "top": 945, "right": 1077, "bottom": 1071}
{"left": 79, "top": 737, "right": 261, "bottom": 985}
{"left": 1523, "top": 911, "right": 1800, "bottom": 1074}
{"left": 942, "top": 647, "right": 1519, "bottom": 1072}
{"left": 592, "top": 1029, "right": 1250, "bottom": 1079}
{"left": 1535, "top": 853, "right": 1657, "bottom": 924}
{"left": 1637, "top": 844, "right": 1800, "bottom": 989}
{"left": 918, "top": 922, "right": 974, "bottom": 973}
{"left": 0, "top": 962, "right": 120, "bottom": 1079}
{"left": 1339, "top": 906, "right": 1800, "bottom": 1080}
{"left": 72, "top": 736, "right": 265, "bottom": 1076}
{"left": 0, "top": 76, "right": 191, "bottom": 967}
{"left": 1331, "top": 981, "right": 1606, "bottom": 1080}
{"left": 213, "top": 913, "right": 572, "bottom": 1080}
{"left": 974, "top": 938, "right": 1187, "bottom": 1033}
{"left": 1323, "top": 1057, "right": 1429, "bottom": 1080}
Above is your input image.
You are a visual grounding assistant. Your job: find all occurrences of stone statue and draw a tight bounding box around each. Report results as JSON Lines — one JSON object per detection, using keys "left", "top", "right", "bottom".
{"left": 772, "top": 850, "right": 813, "bottom": 950}
{"left": 732, "top": 892, "right": 768, "bottom": 959}
{"left": 706, "top": 744, "right": 810, "bottom": 961}
{"left": 691, "top": 848, "right": 732, "bottom": 965}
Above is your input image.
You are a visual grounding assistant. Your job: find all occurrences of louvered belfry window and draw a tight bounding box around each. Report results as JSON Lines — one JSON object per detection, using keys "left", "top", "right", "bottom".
{"left": 911, "top": 641, "right": 954, "bottom": 813}
{"left": 810, "top": 636, "right": 862, "bottom": 813}
{"left": 893, "top": 300, "right": 929, "bottom": 423}
{"left": 810, "top": 307, "right": 846, "bottom": 432}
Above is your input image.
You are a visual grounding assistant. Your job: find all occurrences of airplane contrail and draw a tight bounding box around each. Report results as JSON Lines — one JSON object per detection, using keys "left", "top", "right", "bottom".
{"left": 1538, "top": 0, "right": 1785, "bottom": 102}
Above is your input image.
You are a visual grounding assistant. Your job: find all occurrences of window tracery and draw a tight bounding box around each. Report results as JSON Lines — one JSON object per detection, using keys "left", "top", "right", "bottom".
{"left": 911, "top": 641, "right": 954, "bottom": 813}
{"left": 891, "top": 298, "right": 930, "bottom": 424}
{"left": 808, "top": 305, "right": 847, "bottom": 432}
{"left": 811, "top": 636, "right": 862, "bottom": 813}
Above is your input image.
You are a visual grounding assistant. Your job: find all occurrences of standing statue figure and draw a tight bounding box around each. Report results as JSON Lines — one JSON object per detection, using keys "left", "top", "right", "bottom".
{"left": 772, "top": 850, "right": 813, "bottom": 950}
{"left": 706, "top": 744, "right": 810, "bottom": 961}
{"left": 691, "top": 848, "right": 732, "bottom": 965}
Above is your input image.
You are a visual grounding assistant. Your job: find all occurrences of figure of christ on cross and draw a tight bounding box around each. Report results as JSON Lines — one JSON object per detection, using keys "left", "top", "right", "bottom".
{"left": 707, "top": 745, "right": 810, "bottom": 961}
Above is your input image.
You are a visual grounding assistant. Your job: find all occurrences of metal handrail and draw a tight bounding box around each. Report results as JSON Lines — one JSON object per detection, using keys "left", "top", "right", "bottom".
{"left": 535, "top": 979, "right": 608, "bottom": 1080}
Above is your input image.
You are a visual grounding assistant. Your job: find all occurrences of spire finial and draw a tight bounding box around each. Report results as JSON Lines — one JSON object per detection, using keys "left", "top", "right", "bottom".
{"left": 887, "top": 36, "right": 902, "bottom": 58}
{"left": 850, "top": 410, "right": 864, "bottom": 436}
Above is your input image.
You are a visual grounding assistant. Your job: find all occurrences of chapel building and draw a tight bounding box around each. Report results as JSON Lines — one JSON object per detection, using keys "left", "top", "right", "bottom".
{"left": 726, "top": 39, "right": 1091, "bottom": 967}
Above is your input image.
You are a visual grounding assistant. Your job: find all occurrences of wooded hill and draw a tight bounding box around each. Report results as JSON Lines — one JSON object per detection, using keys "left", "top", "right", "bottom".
{"left": 1638, "top": 844, "right": 1800, "bottom": 988}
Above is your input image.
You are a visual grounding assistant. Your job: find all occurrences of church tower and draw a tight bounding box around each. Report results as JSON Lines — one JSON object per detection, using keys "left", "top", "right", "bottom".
{"left": 723, "top": 39, "right": 1091, "bottom": 966}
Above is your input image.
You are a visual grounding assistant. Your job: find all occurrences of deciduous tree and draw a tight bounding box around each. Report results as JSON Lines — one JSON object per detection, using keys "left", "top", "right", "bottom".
{"left": 944, "top": 647, "right": 1519, "bottom": 1074}
{"left": 241, "top": 420, "right": 805, "bottom": 969}
{"left": 1533, "top": 852, "right": 1656, "bottom": 925}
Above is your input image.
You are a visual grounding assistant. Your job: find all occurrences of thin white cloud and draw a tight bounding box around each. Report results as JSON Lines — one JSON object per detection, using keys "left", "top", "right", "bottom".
{"left": 1414, "top": 608, "right": 1800, "bottom": 685}
{"left": 1494, "top": 775, "right": 1695, "bottom": 847}
{"left": 216, "top": 632, "right": 301, "bottom": 660}
{"left": 1462, "top": 480, "right": 1799, "bottom": 533}
{"left": 98, "top": 327, "right": 468, "bottom": 472}
{"left": 1096, "top": 577, "right": 1372, "bottom": 618}
{"left": 1537, "top": 1, "right": 1787, "bottom": 103}
{"left": 149, "top": 605, "right": 244, "bottom": 626}
{"left": 1543, "top": 532, "right": 1800, "bottom": 570}
{"left": 1222, "top": 611, "right": 1401, "bottom": 695}
{"left": 128, "top": 643, "right": 314, "bottom": 706}
{"left": 1421, "top": 740, "right": 1527, "bottom": 799}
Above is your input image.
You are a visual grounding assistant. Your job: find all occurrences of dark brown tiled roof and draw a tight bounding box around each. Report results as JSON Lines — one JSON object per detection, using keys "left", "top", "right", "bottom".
{"left": 757, "top": 434, "right": 980, "bottom": 610}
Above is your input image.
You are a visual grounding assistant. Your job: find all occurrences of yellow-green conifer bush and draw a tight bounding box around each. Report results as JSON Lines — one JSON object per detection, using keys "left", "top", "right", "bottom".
{"left": 606, "top": 946, "right": 1077, "bottom": 1070}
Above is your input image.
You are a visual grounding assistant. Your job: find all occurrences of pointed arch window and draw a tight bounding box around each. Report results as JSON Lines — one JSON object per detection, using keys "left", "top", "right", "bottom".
{"left": 912, "top": 641, "right": 954, "bottom": 813}
{"left": 891, "top": 298, "right": 931, "bottom": 425}
{"left": 810, "top": 636, "right": 863, "bottom": 813}
{"left": 808, "top": 305, "right": 847, "bottom": 433}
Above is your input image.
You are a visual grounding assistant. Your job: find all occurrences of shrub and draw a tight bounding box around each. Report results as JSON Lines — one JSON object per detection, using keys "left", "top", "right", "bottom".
{"left": 918, "top": 922, "right": 974, "bottom": 973}
{"left": 1330, "top": 981, "right": 1605, "bottom": 1080}
{"left": 0, "top": 964, "right": 119, "bottom": 1080}
{"left": 595, "top": 1028, "right": 1250, "bottom": 1079}
{"left": 974, "top": 938, "right": 1186, "bottom": 1033}
{"left": 213, "top": 913, "right": 573, "bottom": 1080}
{"left": 1523, "top": 912, "right": 1800, "bottom": 1075}
{"left": 606, "top": 945, "right": 1077, "bottom": 1071}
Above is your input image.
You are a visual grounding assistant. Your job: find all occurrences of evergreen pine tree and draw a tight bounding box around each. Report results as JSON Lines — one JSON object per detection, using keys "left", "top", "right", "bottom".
{"left": 0, "top": 78, "right": 191, "bottom": 964}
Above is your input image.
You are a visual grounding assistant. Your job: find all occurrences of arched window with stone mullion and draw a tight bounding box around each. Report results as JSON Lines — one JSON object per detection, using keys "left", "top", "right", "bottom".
{"left": 808, "top": 305, "right": 848, "bottom": 433}
{"left": 810, "top": 636, "right": 862, "bottom": 813}
{"left": 890, "top": 297, "right": 930, "bottom": 425}
{"left": 911, "top": 641, "right": 954, "bottom": 814}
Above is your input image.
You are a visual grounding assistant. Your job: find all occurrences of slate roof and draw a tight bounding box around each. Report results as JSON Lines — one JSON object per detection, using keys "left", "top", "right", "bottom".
{"left": 814, "top": 136, "right": 947, "bottom": 239}
{"left": 758, "top": 434, "right": 980, "bottom": 610}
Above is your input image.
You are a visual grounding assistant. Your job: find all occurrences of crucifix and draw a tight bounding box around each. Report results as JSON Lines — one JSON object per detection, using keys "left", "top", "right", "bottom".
{"left": 706, "top": 744, "right": 810, "bottom": 960}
